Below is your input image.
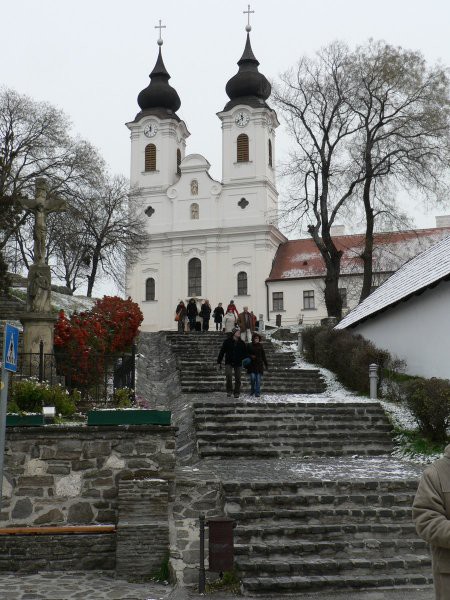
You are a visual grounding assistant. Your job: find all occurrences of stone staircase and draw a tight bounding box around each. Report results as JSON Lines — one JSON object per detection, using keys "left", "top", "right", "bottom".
{"left": 193, "top": 401, "right": 394, "bottom": 459}
{"left": 223, "top": 478, "right": 431, "bottom": 593}
{"left": 165, "top": 331, "right": 326, "bottom": 394}
{"left": 0, "top": 295, "right": 25, "bottom": 322}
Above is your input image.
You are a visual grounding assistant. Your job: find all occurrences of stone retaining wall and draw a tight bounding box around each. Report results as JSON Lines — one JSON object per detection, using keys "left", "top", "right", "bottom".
{"left": 0, "top": 533, "right": 116, "bottom": 572}
{"left": 1, "top": 425, "right": 176, "bottom": 527}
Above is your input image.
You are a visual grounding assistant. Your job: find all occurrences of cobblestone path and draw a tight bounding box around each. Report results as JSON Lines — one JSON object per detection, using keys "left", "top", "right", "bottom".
{"left": 0, "top": 571, "right": 172, "bottom": 600}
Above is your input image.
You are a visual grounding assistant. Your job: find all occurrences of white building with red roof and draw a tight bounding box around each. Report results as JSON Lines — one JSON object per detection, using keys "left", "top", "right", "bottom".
{"left": 266, "top": 222, "right": 450, "bottom": 326}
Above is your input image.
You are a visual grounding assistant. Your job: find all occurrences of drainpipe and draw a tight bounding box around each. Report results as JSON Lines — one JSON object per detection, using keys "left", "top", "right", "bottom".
{"left": 265, "top": 281, "right": 270, "bottom": 324}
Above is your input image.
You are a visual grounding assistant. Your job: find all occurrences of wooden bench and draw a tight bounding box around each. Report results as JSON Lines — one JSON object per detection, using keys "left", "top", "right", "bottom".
{"left": 0, "top": 525, "right": 116, "bottom": 535}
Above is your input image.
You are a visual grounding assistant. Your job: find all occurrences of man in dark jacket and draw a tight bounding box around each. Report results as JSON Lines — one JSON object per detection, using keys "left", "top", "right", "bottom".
{"left": 186, "top": 298, "right": 198, "bottom": 332}
{"left": 217, "top": 329, "right": 248, "bottom": 398}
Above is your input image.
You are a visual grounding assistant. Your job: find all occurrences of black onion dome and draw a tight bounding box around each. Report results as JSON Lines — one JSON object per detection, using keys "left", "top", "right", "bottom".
{"left": 137, "top": 47, "right": 181, "bottom": 116}
{"left": 224, "top": 34, "right": 271, "bottom": 111}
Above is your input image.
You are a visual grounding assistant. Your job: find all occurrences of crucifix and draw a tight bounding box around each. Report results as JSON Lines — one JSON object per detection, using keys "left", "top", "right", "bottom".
{"left": 243, "top": 4, "right": 254, "bottom": 31}
{"left": 155, "top": 19, "right": 166, "bottom": 44}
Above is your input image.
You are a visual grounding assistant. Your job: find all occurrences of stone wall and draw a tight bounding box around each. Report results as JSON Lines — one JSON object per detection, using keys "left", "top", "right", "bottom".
{"left": 1, "top": 425, "right": 176, "bottom": 527}
{"left": 169, "top": 468, "right": 224, "bottom": 585}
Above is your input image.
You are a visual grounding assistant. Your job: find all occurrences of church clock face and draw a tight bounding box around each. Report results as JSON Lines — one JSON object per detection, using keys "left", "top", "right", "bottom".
{"left": 235, "top": 111, "right": 250, "bottom": 127}
{"left": 144, "top": 122, "right": 158, "bottom": 137}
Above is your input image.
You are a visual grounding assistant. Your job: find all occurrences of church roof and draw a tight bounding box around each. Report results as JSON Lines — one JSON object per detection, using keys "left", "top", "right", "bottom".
{"left": 224, "top": 33, "right": 272, "bottom": 111}
{"left": 136, "top": 45, "right": 181, "bottom": 121}
{"left": 335, "top": 234, "right": 450, "bottom": 329}
{"left": 267, "top": 227, "right": 450, "bottom": 281}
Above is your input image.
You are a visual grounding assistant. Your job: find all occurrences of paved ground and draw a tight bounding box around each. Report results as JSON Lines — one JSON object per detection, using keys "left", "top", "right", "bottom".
{"left": 0, "top": 574, "right": 433, "bottom": 600}
{"left": 0, "top": 572, "right": 172, "bottom": 600}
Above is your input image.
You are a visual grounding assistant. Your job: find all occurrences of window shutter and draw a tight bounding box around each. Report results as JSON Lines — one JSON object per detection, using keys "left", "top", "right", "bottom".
{"left": 145, "top": 144, "right": 156, "bottom": 171}
{"left": 237, "top": 134, "right": 249, "bottom": 162}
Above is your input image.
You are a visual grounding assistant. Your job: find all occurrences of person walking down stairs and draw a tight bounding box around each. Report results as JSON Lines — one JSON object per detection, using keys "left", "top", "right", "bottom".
{"left": 246, "top": 333, "right": 268, "bottom": 397}
{"left": 186, "top": 298, "right": 198, "bottom": 332}
{"left": 238, "top": 306, "right": 255, "bottom": 343}
{"left": 199, "top": 299, "right": 212, "bottom": 332}
{"left": 175, "top": 300, "right": 187, "bottom": 333}
{"left": 217, "top": 328, "right": 248, "bottom": 398}
{"left": 223, "top": 308, "right": 237, "bottom": 333}
{"left": 212, "top": 302, "right": 224, "bottom": 331}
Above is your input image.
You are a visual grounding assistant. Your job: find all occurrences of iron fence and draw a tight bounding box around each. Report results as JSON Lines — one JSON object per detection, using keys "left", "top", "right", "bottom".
{"left": 9, "top": 341, "right": 136, "bottom": 406}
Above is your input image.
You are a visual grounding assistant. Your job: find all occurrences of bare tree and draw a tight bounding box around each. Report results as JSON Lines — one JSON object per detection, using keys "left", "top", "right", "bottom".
{"left": 0, "top": 86, "right": 103, "bottom": 286}
{"left": 348, "top": 41, "right": 450, "bottom": 301}
{"left": 273, "top": 43, "right": 366, "bottom": 319}
{"left": 72, "top": 175, "right": 150, "bottom": 297}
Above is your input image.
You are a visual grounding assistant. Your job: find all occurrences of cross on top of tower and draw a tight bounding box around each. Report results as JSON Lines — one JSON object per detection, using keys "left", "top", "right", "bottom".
{"left": 155, "top": 19, "right": 166, "bottom": 46}
{"left": 243, "top": 4, "right": 254, "bottom": 32}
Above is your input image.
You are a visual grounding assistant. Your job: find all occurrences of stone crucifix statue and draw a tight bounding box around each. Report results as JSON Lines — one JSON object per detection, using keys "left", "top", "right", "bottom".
{"left": 20, "top": 178, "right": 66, "bottom": 313}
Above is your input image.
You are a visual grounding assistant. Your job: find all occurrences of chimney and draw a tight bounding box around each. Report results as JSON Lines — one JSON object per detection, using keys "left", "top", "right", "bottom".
{"left": 436, "top": 215, "right": 450, "bottom": 228}
{"left": 330, "top": 225, "right": 346, "bottom": 236}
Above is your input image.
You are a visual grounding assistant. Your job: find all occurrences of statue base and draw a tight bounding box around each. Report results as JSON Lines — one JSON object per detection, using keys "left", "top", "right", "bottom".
{"left": 20, "top": 312, "right": 57, "bottom": 355}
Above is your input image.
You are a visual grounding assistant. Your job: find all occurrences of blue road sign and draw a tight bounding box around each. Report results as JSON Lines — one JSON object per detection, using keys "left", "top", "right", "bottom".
{"left": 3, "top": 324, "right": 19, "bottom": 373}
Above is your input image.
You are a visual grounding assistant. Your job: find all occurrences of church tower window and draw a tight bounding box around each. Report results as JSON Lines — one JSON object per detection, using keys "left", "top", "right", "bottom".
{"left": 145, "top": 144, "right": 156, "bottom": 171}
{"left": 237, "top": 271, "right": 248, "bottom": 295}
{"left": 176, "top": 149, "right": 181, "bottom": 176}
{"left": 237, "top": 134, "right": 249, "bottom": 162}
{"left": 268, "top": 139, "right": 273, "bottom": 167}
{"left": 190, "top": 203, "right": 199, "bottom": 219}
{"left": 188, "top": 258, "right": 201, "bottom": 296}
{"left": 145, "top": 277, "right": 155, "bottom": 301}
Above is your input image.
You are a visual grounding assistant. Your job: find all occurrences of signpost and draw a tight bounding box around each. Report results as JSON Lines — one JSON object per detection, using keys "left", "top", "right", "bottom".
{"left": 0, "top": 324, "right": 19, "bottom": 511}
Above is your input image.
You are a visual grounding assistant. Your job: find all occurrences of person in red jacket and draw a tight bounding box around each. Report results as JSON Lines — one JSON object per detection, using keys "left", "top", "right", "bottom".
{"left": 226, "top": 299, "right": 239, "bottom": 318}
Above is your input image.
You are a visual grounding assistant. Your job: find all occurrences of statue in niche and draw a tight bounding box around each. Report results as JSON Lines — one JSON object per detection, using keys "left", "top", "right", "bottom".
{"left": 191, "top": 203, "right": 199, "bottom": 220}
{"left": 190, "top": 179, "right": 198, "bottom": 196}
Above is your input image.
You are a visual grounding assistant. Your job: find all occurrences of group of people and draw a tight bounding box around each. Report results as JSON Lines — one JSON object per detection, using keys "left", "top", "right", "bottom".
{"left": 175, "top": 299, "right": 258, "bottom": 339}
{"left": 217, "top": 328, "right": 268, "bottom": 398}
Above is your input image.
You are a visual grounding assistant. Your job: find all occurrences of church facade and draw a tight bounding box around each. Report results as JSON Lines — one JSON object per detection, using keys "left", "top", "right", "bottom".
{"left": 125, "top": 28, "right": 286, "bottom": 331}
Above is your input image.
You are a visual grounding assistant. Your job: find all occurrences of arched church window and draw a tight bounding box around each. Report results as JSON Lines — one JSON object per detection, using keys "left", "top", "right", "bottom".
{"left": 145, "top": 144, "right": 156, "bottom": 171}
{"left": 237, "top": 271, "right": 248, "bottom": 296}
{"left": 237, "top": 134, "right": 249, "bottom": 162}
{"left": 268, "top": 139, "right": 273, "bottom": 167}
{"left": 190, "top": 203, "right": 199, "bottom": 220}
{"left": 176, "top": 149, "right": 181, "bottom": 176}
{"left": 188, "top": 258, "right": 201, "bottom": 296}
{"left": 145, "top": 277, "right": 155, "bottom": 301}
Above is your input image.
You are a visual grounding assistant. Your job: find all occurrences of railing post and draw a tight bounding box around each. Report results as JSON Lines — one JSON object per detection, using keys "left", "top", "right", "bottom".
{"left": 131, "top": 344, "right": 136, "bottom": 403}
{"left": 199, "top": 514, "right": 206, "bottom": 593}
{"left": 38, "top": 340, "right": 44, "bottom": 382}
{"left": 369, "top": 363, "right": 378, "bottom": 399}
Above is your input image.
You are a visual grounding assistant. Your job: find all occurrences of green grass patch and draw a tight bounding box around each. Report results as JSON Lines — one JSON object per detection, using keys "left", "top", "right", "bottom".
{"left": 206, "top": 570, "right": 241, "bottom": 594}
{"left": 394, "top": 428, "right": 447, "bottom": 457}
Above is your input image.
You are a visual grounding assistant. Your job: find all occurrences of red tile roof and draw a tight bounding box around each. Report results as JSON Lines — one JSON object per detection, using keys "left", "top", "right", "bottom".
{"left": 267, "top": 228, "right": 450, "bottom": 281}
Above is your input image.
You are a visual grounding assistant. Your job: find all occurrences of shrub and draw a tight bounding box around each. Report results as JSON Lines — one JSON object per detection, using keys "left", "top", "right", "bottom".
{"left": 9, "top": 379, "right": 78, "bottom": 416}
{"left": 302, "top": 325, "right": 391, "bottom": 395}
{"left": 403, "top": 377, "right": 450, "bottom": 443}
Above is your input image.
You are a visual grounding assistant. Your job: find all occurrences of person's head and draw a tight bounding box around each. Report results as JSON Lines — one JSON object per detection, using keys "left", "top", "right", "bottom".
{"left": 205, "top": 299, "right": 209, "bottom": 304}
{"left": 229, "top": 300, "right": 234, "bottom": 305}
{"left": 243, "top": 306, "right": 249, "bottom": 312}
{"left": 180, "top": 300, "right": 185, "bottom": 306}
{"left": 252, "top": 333, "right": 261, "bottom": 344}
{"left": 218, "top": 302, "right": 222, "bottom": 307}
{"left": 232, "top": 327, "right": 241, "bottom": 339}
{"left": 189, "top": 298, "right": 195, "bottom": 303}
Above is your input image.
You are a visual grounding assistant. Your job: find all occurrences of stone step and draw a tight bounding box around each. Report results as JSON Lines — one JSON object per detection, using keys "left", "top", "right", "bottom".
{"left": 236, "top": 555, "right": 431, "bottom": 577}
{"left": 198, "top": 432, "right": 392, "bottom": 444}
{"left": 183, "top": 386, "right": 326, "bottom": 393}
{"left": 226, "top": 506, "right": 414, "bottom": 524}
{"left": 241, "top": 571, "right": 433, "bottom": 593}
{"left": 235, "top": 522, "right": 420, "bottom": 543}
{"left": 198, "top": 446, "right": 392, "bottom": 459}
{"left": 193, "top": 401, "right": 383, "bottom": 410}
{"left": 195, "top": 423, "right": 393, "bottom": 432}
{"left": 222, "top": 479, "right": 420, "bottom": 494}
{"left": 225, "top": 490, "right": 414, "bottom": 510}
{"left": 234, "top": 538, "right": 428, "bottom": 559}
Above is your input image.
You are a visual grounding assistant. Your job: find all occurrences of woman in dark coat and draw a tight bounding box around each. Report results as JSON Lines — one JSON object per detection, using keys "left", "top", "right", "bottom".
{"left": 212, "top": 303, "right": 224, "bottom": 331}
{"left": 186, "top": 298, "right": 198, "bottom": 331}
{"left": 199, "top": 299, "right": 212, "bottom": 332}
{"left": 175, "top": 301, "right": 187, "bottom": 333}
{"left": 246, "top": 333, "right": 268, "bottom": 397}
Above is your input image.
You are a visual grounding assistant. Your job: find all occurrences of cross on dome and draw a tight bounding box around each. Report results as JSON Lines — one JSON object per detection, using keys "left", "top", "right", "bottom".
{"left": 243, "top": 4, "right": 254, "bottom": 32}
{"left": 155, "top": 19, "right": 166, "bottom": 46}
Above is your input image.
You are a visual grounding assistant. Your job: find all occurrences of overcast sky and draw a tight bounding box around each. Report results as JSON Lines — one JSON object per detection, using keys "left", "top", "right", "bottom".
{"left": 3, "top": 0, "right": 450, "bottom": 232}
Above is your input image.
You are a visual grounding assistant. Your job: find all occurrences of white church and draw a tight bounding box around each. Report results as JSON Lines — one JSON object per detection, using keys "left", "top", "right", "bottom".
{"left": 125, "top": 20, "right": 287, "bottom": 331}
{"left": 125, "top": 19, "right": 450, "bottom": 332}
